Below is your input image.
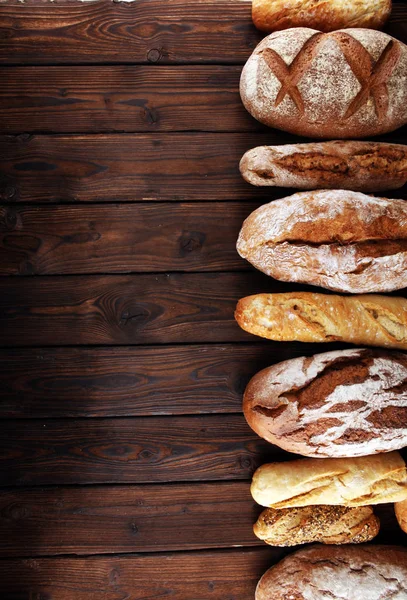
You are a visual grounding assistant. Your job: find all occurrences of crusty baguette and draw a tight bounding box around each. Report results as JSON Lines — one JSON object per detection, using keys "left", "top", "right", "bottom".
{"left": 252, "top": 0, "right": 391, "bottom": 33}
{"left": 243, "top": 348, "right": 407, "bottom": 458}
{"left": 237, "top": 191, "right": 407, "bottom": 294}
{"left": 255, "top": 545, "right": 407, "bottom": 600}
{"left": 235, "top": 292, "right": 407, "bottom": 350}
{"left": 251, "top": 452, "right": 407, "bottom": 508}
{"left": 240, "top": 141, "right": 407, "bottom": 191}
{"left": 395, "top": 499, "right": 407, "bottom": 534}
{"left": 240, "top": 28, "right": 407, "bottom": 139}
{"left": 254, "top": 505, "right": 380, "bottom": 546}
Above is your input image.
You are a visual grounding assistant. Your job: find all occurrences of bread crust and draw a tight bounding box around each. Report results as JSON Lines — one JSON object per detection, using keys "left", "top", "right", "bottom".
{"left": 240, "top": 28, "right": 407, "bottom": 139}
{"left": 251, "top": 452, "right": 407, "bottom": 508}
{"left": 237, "top": 190, "right": 407, "bottom": 294}
{"left": 243, "top": 348, "right": 407, "bottom": 458}
{"left": 395, "top": 498, "right": 407, "bottom": 534}
{"left": 255, "top": 545, "right": 407, "bottom": 600}
{"left": 239, "top": 141, "right": 407, "bottom": 192}
{"left": 235, "top": 292, "right": 407, "bottom": 350}
{"left": 252, "top": 0, "right": 392, "bottom": 33}
{"left": 254, "top": 505, "right": 380, "bottom": 546}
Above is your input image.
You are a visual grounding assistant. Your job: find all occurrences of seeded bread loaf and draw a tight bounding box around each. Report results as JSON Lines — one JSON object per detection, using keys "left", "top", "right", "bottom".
{"left": 252, "top": 0, "right": 392, "bottom": 33}
{"left": 240, "top": 141, "right": 407, "bottom": 191}
{"left": 254, "top": 505, "right": 380, "bottom": 546}
{"left": 243, "top": 348, "right": 407, "bottom": 458}
{"left": 240, "top": 28, "right": 407, "bottom": 138}
{"left": 237, "top": 190, "right": 407, "bottom": 294}
{"left": 251, "top": 452, "right": 407, "bottom": 508}
{"left": 235, "top": 292, "right": 407, "bottom": 350}
{"left": 255, "top": 545, "right": 407, "bottom": 600}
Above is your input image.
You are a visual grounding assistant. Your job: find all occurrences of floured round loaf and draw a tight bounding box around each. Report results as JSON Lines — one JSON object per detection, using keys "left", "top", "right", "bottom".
{"left": 237, "top": 190, "right": 407, "bottom": 294}
{"left": 244, "top": 348, "right": 407, "bottom": 458}
{"left": 255, "top": 545, "right": 407, "bottom": 600}
{"left": 240, "top": 28, "right": 407, "bottom": 138}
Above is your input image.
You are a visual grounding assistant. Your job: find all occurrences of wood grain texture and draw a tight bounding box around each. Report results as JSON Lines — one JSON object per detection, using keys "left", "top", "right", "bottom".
{"left": 0, "top": 548, "right": 279, "bottom": 598}
{"left": 0, "top": 343, "right": 298, "bottom": 418}
{"left": 0, "top": 202, "right": 257, "bottom": 275}
{"left": 0, "top": 1, "right": 405, "bottom": 66}
{"left": 0, "top": 482, "right": 264, "bottom": 555}
{"left": 0, "top": 271, "right": 284, "bottom": 347}
{"left": 0, "top": 414, "right": 280, "bottom": 486}
{"left": 0, "top": 66, "right": 260, "bottom": 133}
{"left": 2, "top": 132, "right": 407, "bottom": 204}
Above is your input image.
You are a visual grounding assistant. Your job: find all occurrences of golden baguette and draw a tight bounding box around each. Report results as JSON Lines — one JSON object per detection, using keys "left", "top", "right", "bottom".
{"left": 235, "top": 292, "right": 407, "bottom": 350}
{"left": 251, "top": 452, "right": 407, "bottom": 508}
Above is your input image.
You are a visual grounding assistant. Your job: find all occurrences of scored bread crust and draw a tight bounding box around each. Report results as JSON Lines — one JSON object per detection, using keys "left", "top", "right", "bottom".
{"left": 239, "top": 141, "right": 407, "bottom": 191}
{"left": 235, "top": 292, "right": 407, "bottom": 350}
{"left": 240, "top": 27, "right": 407, "bottom": 139}
{"left": 250, "top": 451, "right": 407, "bottom": 508}
{"left": 236, "top": 190, "right": 407, "bottom": 294}
{"left": 255, "top": 545, "right": 407, "bottom": 600}
{"left": 252, "top": 0, "right": 392, "bottom": 33}
{"left": 254, "top": 505, "right": 380, "bottom": 546}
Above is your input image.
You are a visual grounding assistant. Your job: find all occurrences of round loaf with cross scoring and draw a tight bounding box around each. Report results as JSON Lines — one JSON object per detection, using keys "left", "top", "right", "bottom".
{"left": 240, "top": 28, "right": 407, "bottom": 138}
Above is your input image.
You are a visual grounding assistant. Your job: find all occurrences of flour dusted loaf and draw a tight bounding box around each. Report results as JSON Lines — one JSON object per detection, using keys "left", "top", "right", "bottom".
{"left": 240, "top": 141, "right": 407, "bottom": 191}
{"left": 395, "top": 499, "right": 407, "bottom": 534}
{"left": 255, "top": 545, "right": 407, "bottom": 600}
{"left": 237, "top": 190, "right": 407, "bottom": 294}
{"left": 240, "top": 28, "right": 407, "bottom": 138}
{"left": 235, "top": 292, "right": 407, "bottom": 350}
{"left": 251, "top": 452, "right": 407, "bottom": 508}
{"left": 252, "top": 0, "right": 391, "bottom": 33}
{"left": 254, "top": 505, "right": 380, "bottom": 546}
{"left": 244, "top": 348, "right": 407, "bottom": 458}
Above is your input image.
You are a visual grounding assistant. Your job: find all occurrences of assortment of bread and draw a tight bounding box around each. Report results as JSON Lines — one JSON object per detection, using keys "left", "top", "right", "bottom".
{"left": 235, "top": 1, "right": 407, "bottom": 596}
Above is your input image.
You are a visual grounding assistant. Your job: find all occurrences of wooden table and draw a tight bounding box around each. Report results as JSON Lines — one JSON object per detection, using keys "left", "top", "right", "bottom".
{"left": 0, "top": 1, "right": 406, "bottom": 597}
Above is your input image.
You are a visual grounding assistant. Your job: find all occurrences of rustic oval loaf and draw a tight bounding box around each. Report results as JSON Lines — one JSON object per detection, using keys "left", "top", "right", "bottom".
{"left": 244, "top": 348, "right": 407, "bottom": 458}
{"left": 254, "top": 505, "right": 380, "bottom": 546}
{"left": 255, "top": 545, "right": 407, "bottom": 600}
{"left": 237, "top": 190, "right": 407, "bottom": 294}
{"left": 252, "top": 0, "right": 392, "bottom": 33}
{"left": 239, "top": 141, "right": 407, "bottom": 192}
{"left": 240, "top": 28, "right": 407, "bottom": 138}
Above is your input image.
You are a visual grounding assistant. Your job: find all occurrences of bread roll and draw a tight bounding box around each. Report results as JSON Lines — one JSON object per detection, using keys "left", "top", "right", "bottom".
{"left": 254, "top": 505, "right": 380, "bottom": 546}
{"left": 252, "top": 0, "right": 392, "bottom": 34}
{"left": 244, "top": 348, "right": 407, "bottom": 458}
{"left": 251, "top": 452, "right": 407, "bottom": 508}
{"left": 235, "top": 292, "right": 407, "bottom": 350}
{"left": 237, "top": 191, "right": 407, "bottom": 294}
{"left": 255, "top": 545, "right": 407, "bottom": 600}
{"left": 240, "top": 28, "right": 407, "bottom": 138}
{"left": 395, "top": 499, "right": 407, "bottom": 534}
{"left": 240, "top": 141, "right": 407, "bottom": 192}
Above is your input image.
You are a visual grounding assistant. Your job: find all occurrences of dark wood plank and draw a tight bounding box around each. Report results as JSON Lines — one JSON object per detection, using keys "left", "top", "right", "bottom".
{"left": 0, "top": 414, "right": 283, "bottom": 486}
{"left": 0, "top": 202, "right": 257, "bottom": 275}
{"left": 2, "top": 132, "right": 407, "bottom": 204}
{"left": 0, "top": 66, "right": 260, "bottom": 133}
{"left": 0, "top": 344, "right": 301, "bottom": 418}
{"left": 0, "top": 271, "right": 285, "bottom": 347}
{"left": 0, "top": 548, "right": 280, "bottom": 599}
{"left": 0, "top": 0, "right": 262, "bottom": 66}
{"left": 0, "top": 483, "right": 402, "bottom": 556}
{"left": 0, "top": 1, "right": 405, "bottom": 65}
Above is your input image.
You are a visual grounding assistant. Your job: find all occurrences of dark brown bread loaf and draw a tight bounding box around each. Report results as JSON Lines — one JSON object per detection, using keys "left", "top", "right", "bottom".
{"left": 240, "top": 28, "right": 407, "bottom": 138}
{"left": 256, "top": 545, "right": 407, "bottom": 600}
{"left": 239, "top": 141, "right": 407, "bottom": 192}
{"left": 254, "top": 505, "right": 380, "bottom": 546}
{"left": 244, "top": 348, "right": 407, "bottom": 458}
{"left": 236, "top": 190, "right": 407, "bottom": 294}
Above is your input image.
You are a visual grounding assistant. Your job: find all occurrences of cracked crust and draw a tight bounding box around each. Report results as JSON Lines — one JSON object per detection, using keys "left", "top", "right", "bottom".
{"left": 237, "top": 190, "right": 407, "bottom": 294}
{"left": 255, "top": 544, "right": 407, "bottom": 600}
{"left": 243, "top": 348, "right": 407, "bottom": 458}
{"left": 251, "top": 451, "right": 407, "bottom": 508}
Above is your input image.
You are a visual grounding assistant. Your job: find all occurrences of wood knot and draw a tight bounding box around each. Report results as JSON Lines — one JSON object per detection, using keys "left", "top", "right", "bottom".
{"left": 129, "top": 522, "right": 139, "bottom": 535}
{"left": 147, "top": 48, "right": 162, "bottom": 63}
{"left": 239, "top": 456, "right": 253, "bottom": 470}
{"left": 179, "top": 231, "right": 206, "bottom": 257}
{"left": 0, "top": 208, "right": 19, "bottom": 231}
{"left": 0, "top": 186, "right": 16, "bottom": 200}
